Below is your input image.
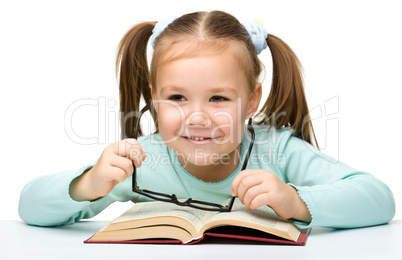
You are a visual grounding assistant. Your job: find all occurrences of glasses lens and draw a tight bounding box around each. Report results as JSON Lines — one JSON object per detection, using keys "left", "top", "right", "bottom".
{"left": 189, "top": 202, "right": 224, "bottom": 211}
{"left": 141, "top": 190, "right": 227, "bottom": 211}
{"left": 185, "top": 198, "right": 230, "bottom": 211}
{"left": 138, "top": 189, "right": 176, "bottom": 202}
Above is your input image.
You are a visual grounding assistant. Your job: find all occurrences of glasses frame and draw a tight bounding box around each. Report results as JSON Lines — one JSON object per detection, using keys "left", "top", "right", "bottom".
{"left": 131, "top": 99, "right": 255, "bottom": 212}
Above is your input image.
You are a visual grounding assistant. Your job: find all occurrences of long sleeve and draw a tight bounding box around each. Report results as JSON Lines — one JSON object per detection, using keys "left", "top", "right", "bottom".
{"left": 18, "top": 164, "right": 117, "bottom": 226}
{"left": 277, "top": 131, "right": 395, "bottom": 228}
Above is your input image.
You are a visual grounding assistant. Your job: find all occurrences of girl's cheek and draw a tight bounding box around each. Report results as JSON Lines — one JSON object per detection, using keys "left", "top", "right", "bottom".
{"left": 157, "top": 103, "right": 184, "bottom": 133}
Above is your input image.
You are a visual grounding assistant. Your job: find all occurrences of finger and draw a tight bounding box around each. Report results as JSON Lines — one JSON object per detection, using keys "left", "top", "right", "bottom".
{"left": 113, "top": 139, "right": 146, "bottom": 166}
{"left": 125, "top": 139, "right": 146, "bottom": 166}
{"left": 250, "top": 193, "right": 271, "bottom": 210}
{"left": 237, "top": 175, "right": 263, "bottom": 204}
{"left": 231, "top": 169, "right": 258, "bottom": 196}
{"left": 105, "top": 166, "right": 128, "bottom": 183}
{"left": 234, "top": 171, "right": 264, "bottom": 198}
{"left": 242, "top": 184, "right": 267, "bottom": 210}
{"left": 109, "top": 153, "right": 134, "bottom": 178}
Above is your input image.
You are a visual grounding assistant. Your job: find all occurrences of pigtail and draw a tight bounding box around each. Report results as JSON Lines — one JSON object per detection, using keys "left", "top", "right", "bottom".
{"left": 116, "top": 21, "right": 157, "bottom": 139}
{"left": 255, "top": 35, "right": 319, "bottom": 149}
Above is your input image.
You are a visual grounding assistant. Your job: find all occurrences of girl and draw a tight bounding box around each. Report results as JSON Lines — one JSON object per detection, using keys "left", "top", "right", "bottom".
{"left": 19, "top": 11, "right": 394, "bottom": 228}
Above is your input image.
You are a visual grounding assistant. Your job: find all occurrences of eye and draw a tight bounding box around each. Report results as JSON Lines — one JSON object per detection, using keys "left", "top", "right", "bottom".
{"left": 168, "top": 95, "right": 186, "bottom": 102}
{"left": 210, "top": 96, "right": 228, "bottom": 102}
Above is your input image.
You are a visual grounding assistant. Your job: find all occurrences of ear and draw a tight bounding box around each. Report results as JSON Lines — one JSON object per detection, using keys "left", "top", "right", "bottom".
{"left": 149, "top": 84, "right": 158, "bottom": 113}
{"left": 246, "top": 83, "right": 262, "bottom": 119}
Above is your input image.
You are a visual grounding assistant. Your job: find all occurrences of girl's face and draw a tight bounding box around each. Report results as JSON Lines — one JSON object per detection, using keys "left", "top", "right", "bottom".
{"left": 151, "top": 51, "right": 261, "bottom": 170}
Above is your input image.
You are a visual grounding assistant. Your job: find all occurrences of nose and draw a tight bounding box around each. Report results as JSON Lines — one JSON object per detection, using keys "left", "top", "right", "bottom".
{"left": 186, "top": 110, "right": 211, "bottom": 127}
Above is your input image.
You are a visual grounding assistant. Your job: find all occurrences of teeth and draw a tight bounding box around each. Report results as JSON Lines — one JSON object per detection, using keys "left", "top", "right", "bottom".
{"left": 189, "top": 136, "right": 205, "bottom": 141}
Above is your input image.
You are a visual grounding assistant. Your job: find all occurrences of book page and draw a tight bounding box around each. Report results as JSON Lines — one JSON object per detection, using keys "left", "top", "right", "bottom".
{"left": 205, "top": 198, "right": 283, "bottom": 228}
{"left": 89, "top": 224, "right": 194, "bottom": 243}
{"left": 111, "top": 201, "right": 211, "bottom": 233}
{"left": 201, "top": 198, "right": 300, "bottom": 241}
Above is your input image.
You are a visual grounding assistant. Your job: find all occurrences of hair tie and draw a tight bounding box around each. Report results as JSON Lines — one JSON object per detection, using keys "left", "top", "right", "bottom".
{"left": 150, "top": 16, "right": 178, "bottom": 47}
{"left": 242, "top": 19, "right": 268, "bottom": 54}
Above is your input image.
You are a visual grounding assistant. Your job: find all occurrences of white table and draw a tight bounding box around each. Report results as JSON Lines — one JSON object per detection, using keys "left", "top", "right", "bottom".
{"left": 1, "top": 220, "right": 401, "bottom": 260}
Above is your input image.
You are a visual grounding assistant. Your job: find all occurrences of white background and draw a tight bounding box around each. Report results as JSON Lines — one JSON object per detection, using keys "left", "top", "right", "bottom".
{"left": 1, "top": 0, "right": 401, "bottom": 221}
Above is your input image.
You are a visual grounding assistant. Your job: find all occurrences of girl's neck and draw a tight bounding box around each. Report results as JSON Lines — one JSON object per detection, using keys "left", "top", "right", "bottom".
{"left": 177, "top": 144, "right": 242, "bottom": 183}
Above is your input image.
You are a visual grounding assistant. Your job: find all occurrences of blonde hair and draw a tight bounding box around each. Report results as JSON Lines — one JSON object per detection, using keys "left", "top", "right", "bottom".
{"left": 116, "top": 10, "right": 318, "bottom": 148}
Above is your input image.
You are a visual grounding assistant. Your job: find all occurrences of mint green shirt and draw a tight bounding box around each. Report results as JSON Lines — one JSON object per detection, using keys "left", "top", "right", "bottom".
{"left": 19, "top": 125, "right": 395, "bottom": 228}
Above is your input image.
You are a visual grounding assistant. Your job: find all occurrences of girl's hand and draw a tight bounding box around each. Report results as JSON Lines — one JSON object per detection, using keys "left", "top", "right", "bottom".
{"left": 69, "top": 139, "right": 146, "bottom": 202}
{"left": 231, "top": 169, "right": 311, "bottom": 223}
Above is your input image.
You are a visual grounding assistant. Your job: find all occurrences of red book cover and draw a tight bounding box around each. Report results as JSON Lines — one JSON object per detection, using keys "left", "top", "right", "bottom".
{"left": 84, "top": 226, "right": 310, "bottom": 246}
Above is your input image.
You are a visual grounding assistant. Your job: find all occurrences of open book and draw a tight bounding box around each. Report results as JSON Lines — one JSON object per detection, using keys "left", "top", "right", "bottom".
{"left": 85, "top": 198, "right": 310, "bottom": 245}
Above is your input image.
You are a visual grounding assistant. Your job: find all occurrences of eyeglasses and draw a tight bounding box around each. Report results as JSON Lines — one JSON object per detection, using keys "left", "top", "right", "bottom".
{"left": 132, "top": 99, "right": 255, "bottom": 212}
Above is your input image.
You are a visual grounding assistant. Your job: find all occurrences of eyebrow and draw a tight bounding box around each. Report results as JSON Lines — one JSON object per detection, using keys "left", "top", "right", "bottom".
{"left": 160, "top": 85, "right": 238, "bottom": 95}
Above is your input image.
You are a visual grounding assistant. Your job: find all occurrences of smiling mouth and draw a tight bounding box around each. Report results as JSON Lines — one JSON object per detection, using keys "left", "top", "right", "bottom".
{"left": 187, "top": 136, "right": 210, "bottom": 141}
{"left": 182, "top": 136, "right": 213, "bottom": 143}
